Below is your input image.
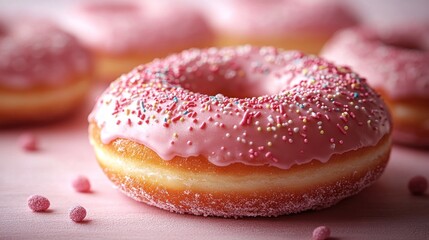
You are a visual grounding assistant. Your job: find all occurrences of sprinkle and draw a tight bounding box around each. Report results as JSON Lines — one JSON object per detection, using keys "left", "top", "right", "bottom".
{"left": 336, "top": 123, "right": 347, "bottom": 135}
{"left": 140, "top": 100, "right": 146, "bottom": 112}
{"left": 312, "top": 226, "right": 331, "bottom": 240}
{"left": 171, "top": 115, "right": 181, "bottom": 122}
{"left": 19, "top": 133, "right": 38, "bottom": 151}
{"left": 408, "top": 176, "right": 428, "bottom": 195}
{"left": 69, "top": 206, "right": 87, "bottom": 223}
{"left": 240, "top": 110, "right": 251, "bottom": 126}
{"left": 27, "top": 195, "right": 50, "bottom": 212}
{"left": 187, "top": 141, "right": 192, "bottom": 145}
{"left": 72, "top": 176, "right": 91, "bottom": 193}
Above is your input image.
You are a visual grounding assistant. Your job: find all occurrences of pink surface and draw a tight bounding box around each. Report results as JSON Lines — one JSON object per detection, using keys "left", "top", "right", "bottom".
{"left": 0, "top": 85, "right": 428, "bottom": 239}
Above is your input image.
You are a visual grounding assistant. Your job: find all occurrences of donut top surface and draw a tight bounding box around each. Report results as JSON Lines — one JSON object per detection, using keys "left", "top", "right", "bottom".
{"left": 0, "top": 17, "right": 92, "bottom": 89}
{"left": 321, "top": 27, "right": 429, "bottom": 99}
{"left": 66, "top": 1, "right": 213, "bottom": 55}
{"left": 207, "top": 0, "right": 357, "bottom": 38}
{"left": 90, "top": 46, "right": 391, "bottom": 170}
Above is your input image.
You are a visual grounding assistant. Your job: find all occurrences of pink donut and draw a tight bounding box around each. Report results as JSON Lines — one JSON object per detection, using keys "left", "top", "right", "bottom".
{"left": 89, "top": 46, "right": 391, "bottom": 217}
{"left": 321, "top": 26, "right": 429, "bottom": 147}
{"left": 205, "top": 0, "right": 357, "bottom": 53}
{"left": 64, "top": 1, "right": 214, "bottom": 81}
{"left": 0, "top": 17, "right": 93, "bottom": 125}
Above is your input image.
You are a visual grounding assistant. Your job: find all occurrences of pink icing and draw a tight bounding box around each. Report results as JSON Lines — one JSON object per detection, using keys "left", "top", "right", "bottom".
{"left": 321, "top": 27, "right": 429, "bottom": 99}
{"left": 64, "top": 1, "right": 213, "bottom": 56}
{"left": 89, "top": 46, "right": 391, "bottom": 170}
{"left": 0, "top": 17, "right": 92, "bottom": 89}
{"left": 206, "top": 0, "right": 357, "bottom": 38}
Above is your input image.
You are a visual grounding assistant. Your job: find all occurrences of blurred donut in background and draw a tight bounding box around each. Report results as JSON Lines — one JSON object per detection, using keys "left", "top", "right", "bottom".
{"left": 321, "top": 25, "right": 429, "bottom": 147}
{"left": 63, "top": 1, "right": 214, "bottom": 82}
{"left": 203, "top": 0, "right": 358, "bottom": 54}
{"left": 0, "top": 17, "right": 93, "bottom": 126}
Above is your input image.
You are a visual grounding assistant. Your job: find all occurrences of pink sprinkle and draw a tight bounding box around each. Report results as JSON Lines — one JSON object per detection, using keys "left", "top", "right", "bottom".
{"left": 72, "top": 176, "right": 91, "bottom": 193}
{"left": 27, "top": 195, "right": 50, "bottom": 212}
{"left": 19, "top": 133, "right": 38, "bottom": 151}
{"left": 408, "top": 175, "right": 428, "bottom": 195}
{"left": 312, "top": 226, "right": 331, "bottom": 240}
{"left": 240, "top": 110, "right": 251, "bottom": 126}
{"left": 69, "top": 206, "right": 87, "bottom": 222}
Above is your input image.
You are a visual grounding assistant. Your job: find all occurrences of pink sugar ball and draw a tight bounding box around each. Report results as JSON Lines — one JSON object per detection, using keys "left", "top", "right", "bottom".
{"left": 69, "top": 205, "right": 87, "bottom": 222}
{"left": 19, "top": 133, "right": 38, "bottom": 151}
{"left": 408, "top": 175, "right": 428, "bottom": 195}
{"left": 72, "top": 175, "right": 91, "bottom": 193}
{"left": 312, "top": 226, "right": 331, "bottom": 240}
{"left": 27, "top": 195, "right": 50, "bottom": 212}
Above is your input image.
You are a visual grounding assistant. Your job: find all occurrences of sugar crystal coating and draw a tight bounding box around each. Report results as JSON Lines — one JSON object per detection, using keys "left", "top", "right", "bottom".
{"left": 19, "top": 133, "right": 38, "bottom": 151}
{"left": 69, "top": 205, "right": 87, "bottom": 222}
{"left": 27, "top": 195, "right": 50, "bottom": 212}
{"left": 312, "top": 226, "right": 331, "bottom": 240}
{"left": 72, "top": 175, "right": 91, "bottom": 193}
{"left": 408, "top": 175, "right": 428, "bottom": 195}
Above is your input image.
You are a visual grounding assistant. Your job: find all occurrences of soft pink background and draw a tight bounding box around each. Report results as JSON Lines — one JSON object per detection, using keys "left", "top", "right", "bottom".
{"left": 1, "top": 0, "right": 429, "bottom": 239}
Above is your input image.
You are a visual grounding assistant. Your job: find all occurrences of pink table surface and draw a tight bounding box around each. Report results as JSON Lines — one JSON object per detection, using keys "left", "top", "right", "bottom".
{"left": 0, "top": 85, "right": 428, "bottom": 240}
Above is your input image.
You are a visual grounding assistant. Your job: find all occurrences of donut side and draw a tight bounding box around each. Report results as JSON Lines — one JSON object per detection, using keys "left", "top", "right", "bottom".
{"left": 380, "top": 92, "right": 429, "bottom": 147}
{"left": 321, "top": 27, "right": 429, "bottom": 147}
{"left": 92, "top": 36, "right": 214, "bottom": 81}
{"left": 90, "top": 123, "right": 391, "bottom": 217}
{"left": 0, "top": 76, "right": 91, "bottom": 126}
{"left": 214, "top": 34, "right": 332, "bottom": 55}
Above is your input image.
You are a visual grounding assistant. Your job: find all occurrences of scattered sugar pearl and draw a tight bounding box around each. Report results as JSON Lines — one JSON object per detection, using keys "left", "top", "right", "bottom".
{"left": 408, "top": 175, "right": 428, "bottom": 195}
{"left": 72, "top": 175, "right": 91, "bottom": 193}
{"left": 27, "top": 195, "right": 50, "bottom": 212}
{"left": 19, "top": 133, "right": 38, "bottom": 151}
{"left": 312, "top": 226, "right": 331, "bottom": 240}
{"left": 69, "top": 206, "right": 87, "bottom": 222}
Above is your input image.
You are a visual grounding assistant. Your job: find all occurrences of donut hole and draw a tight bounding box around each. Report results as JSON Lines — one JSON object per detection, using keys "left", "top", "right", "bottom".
{"left": 181, "top": 68, "right": 276, "bottom": 99}
{"left": 381, "top": 38, "right": 424, "bottom": 51}
{"left": 83, "top": 2, "right": 140, "bottom": 13}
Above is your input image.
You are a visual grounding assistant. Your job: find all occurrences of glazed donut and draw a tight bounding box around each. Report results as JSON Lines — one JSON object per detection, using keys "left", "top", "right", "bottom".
{"left": 204, "top": 0, "right": 357, "bottom": 54}
{"left": 63, "top": 1, "right": 214, "bottom": 81}
{"left": 89, "top": 46, "right": 392, "bottom": 217}
{"left": 321, "top": 27, "right": 429, "bottom": 147}
{"left": 0, "top": 17, "right": 93, "bottom": 126}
